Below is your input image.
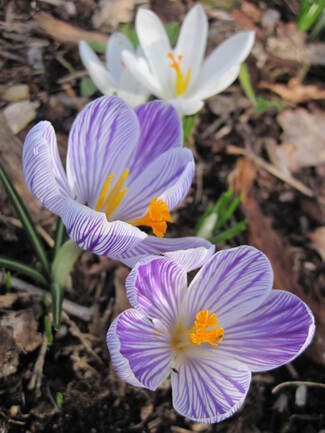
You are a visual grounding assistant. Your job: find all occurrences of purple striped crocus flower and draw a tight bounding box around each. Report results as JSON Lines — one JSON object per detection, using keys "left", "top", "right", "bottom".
{"left": 107, "top": 246, "right": 315, "bottom": 423}
{"left": 22, "top": 96, "right": 214, "bottom": 269}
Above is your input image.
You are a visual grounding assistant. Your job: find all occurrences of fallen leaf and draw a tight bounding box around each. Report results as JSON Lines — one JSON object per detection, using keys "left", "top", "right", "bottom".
{"left": 113, "top": 266, "right": 131, "bottom": 316}
{"left": 308, "top": 227, "right": 325, "bottom": 261}
{"left": 259, "top": 78, "right": 325, "bottom": 103}
{"left": 229, "top": 158, "right": 325, "bottom": 366}
{"left": 277, "top": 108, "right": 325, "bottom": 172}
{"left": 92, "top": 0, "right": 145, "bottom": 30}
{"left": 3, "top": 100, "right": 39, "bottom": 134}
{"left": 35, "top": 12, "right": 107, "bottom": 44}
{"left": 1, "top": 84, "right": 30, "bottom": 102}
{"left": 0, "top": 328, "right": 19, "bottom": 379}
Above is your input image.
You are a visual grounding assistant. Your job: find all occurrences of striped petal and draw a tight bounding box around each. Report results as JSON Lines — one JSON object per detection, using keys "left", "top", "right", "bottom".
{"left": 110, "top": 308, "right": 172, "bottom": 390}
{"left": 112, "top": 148, "right": 194, "bottom": 221}
{"left": 221, "top": 290, "right": 315, "bottom": 372}
{"left": 128, "top": 101, "right": 183, "bottom": 181}
{"left": 61, "top": 197, "right": 146, "bottom": 257}
{"left": 66, "top": 96, "right": 140, "bottom": 209}
{"left": 184, "top": 246, "right": 273, "bottom": 329}
{"left": 22, "top": 121, "right": 70, "bottom": 215}
{"left": 125, "top": 256, "right": 187, "bottom": 328}
{"left": 172, "top": 351, "right": 251, "bottom": 423}
{"left": 120, "top": 236, "right": 215, "bottom": 271}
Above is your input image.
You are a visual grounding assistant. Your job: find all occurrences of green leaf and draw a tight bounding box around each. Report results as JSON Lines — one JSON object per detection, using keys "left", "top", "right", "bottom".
{"left": 5, "top": 271, "right": 11, "bottom": 292}
{"left": 122, "top": 23, "right": 139, "bottom": 48}
{"left": 54, "top": 218, "right": 66, "bottom": 258}
{"left": 88, "top": 41, "right": 107, "bottom": 54}
{"left": 297, "top": 0, "right": 324, "bottom": 31}
{"left": 255, "top": 96, "right": 282, "bottom": 114}
{"left": 44, "top": 315, "right": 53, "bottom": 345}
{"left": 51, "top": 282, "right": 63, "bottom": 330}
{"left": 182, "top": 113, "right": 198, "bottom": 143}
{"left": 0, "top": 162, "right": 50, "bottom": 276}
{"left": 193, "top": 204, "right": 214, "bottom": 235}
{"left": 51, "top": 240, "right": 82, "bottom": 287}
{"left": 239, "top": 63, "right": 257, "bottom": 106}
{"left": 56, "top": 391, "right": 64, "bottom": 409}
{"left": 165, "top": 22, "right": 180, "bottom": 46}
{"left": 0, "top": 256, "right": 48, "bottom": 285}
{"left": 80, "top": 77, "right": 97, "bottom": 97}
{"left": 211, "top": 220, "right": 247, "bottom": 244}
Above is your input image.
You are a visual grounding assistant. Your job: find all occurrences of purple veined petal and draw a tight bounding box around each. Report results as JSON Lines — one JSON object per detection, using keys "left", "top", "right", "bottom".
{"left": 108, "top": 308, "right": 172, "bottom": 390}
{"left": 120, "top": 237, "right": 215, "bottom": 272}
{"left": 220, "top": 290, "right": 315, "bottom": 372}
{"left": 22, "top": 121, "right": 70, "bottom": 215}
{"left": 171, "top": 350, "right": 251, "bottom": 423}
{"left": 106, "top": 314, "right": 145, "bottom": 388}
{"left": 111, "top": 148, "right": 194, "bottom": 221}
{"left": 125, "top": 256, "right": 187, "bottom": 328}
{"left": 66, "top": 96, "right": 140, "bottom": 209}
{"left": 183, "top": 246, "right": 274, "bottom": 329}
{"left": 127, "top": 101, "right": 183, "bottom": 181}
{"left": 61, "top": 197, "right": 146, "bottom": 257}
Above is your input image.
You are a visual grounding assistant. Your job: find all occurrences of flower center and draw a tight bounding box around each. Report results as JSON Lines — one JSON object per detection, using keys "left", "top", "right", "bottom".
{"left": 96, "top": 175, "right": 172, "bottom": 237}
{"left": 190, "top": 310, "right": 224, "bottom": 347}
{"left": 129, "top": 197, "right": 173, "bottom": 238}
{"left": 95, "top": 168, "right": 129, "bottom": 219}
{"left": 168, "top": 52, "right": 191, "bottom": 96}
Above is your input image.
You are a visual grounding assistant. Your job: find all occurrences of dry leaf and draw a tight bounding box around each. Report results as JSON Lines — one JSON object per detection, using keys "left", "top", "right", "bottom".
{"left": 93, "top": 0, "right": 139, "bottom": 30}
{"left": 3, "top": 100, "right": 39, "bottom": 134}
{"left": 0, "top": 328, "right": 19, "bottom": 379}
{"left": 1, "top": 84, "right": 30, "bottom": 102}
{"left": 259, "top": 78, "right": 325, "bottom": 103}
{"left": 113, "top": 266, "right": 131, "bottom": 316}
{"left": 278, "top": 108, "right": 325, "bottom": 172}
{"left": 308, "top": 227, "right": 325, "bottom": 261}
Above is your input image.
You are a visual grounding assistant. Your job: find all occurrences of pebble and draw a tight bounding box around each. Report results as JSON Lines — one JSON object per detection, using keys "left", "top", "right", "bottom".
{"left": 2, "top": 84, "right": 29, "bottom": 102}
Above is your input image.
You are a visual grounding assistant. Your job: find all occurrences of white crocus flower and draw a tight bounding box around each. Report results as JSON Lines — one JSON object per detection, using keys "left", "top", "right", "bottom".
{"left": 122, "top": 4, "right": 255, "bottom": 115}
{"left": 79, "top": 33, "right": 150, "bottom": 107}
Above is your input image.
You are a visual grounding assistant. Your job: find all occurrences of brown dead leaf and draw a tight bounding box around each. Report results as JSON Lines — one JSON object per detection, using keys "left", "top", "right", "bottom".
{"left": 259, "top": 78, "right": 325, "bottom": 103}
{"left": 1, "top": 84, "right": 30, "bottom": 102}
{"left": 0, "top": 328, "right": 19, "bottom": 379}
{"left": 92, "top": 0, "right": 140, "bottom": 30}
{"left": 229, "top": 158, "right": 325, "bottom": 366}
{"left": 113, "top": 266, "right": 131, "bottom": 316}
{"left": 35, "top": 12, "right": 107, "bottom": 44}
{"left": 0, "top": 309, "right": 41, "bottom": 353}
{"left": 308, "top": 227, "right": 325, "bottom": 261}
{"left": 0, "top": 292, "right": 28, "bottom": 308}
{"left": 277, "top": 108, "right": 325, "bottom": 172}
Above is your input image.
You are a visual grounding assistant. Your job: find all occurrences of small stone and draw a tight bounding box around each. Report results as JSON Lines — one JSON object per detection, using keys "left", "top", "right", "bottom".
{"left": 3, "top": 100, "right": 39, "bottom": 134}
{"left": 2, "top": 84, "right": 29, "bottom": 102}
{"left": 295, "top": 385, "right": 307, "bottom": 407}
{"left": 9, "top": 405, "right": 19, "bottom": 416}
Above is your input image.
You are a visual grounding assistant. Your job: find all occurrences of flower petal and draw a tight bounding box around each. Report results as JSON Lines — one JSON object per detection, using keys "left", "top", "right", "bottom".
{"left": 22, "top": 121, "right": 70, "bottom": 215}
{"left": 128, "top": 101, "right": 183, "bottom": 180}
{"left": 172, "top": 351, "right": 251, "bottom": 423}
{"left": 122, "top": 50, "right": 164, "bottom": 97}
{"left": 184, "top": 246, "right": 273, "bottom": 328}
{"left": 119, "top": 236, "right": 215, "bottom": 272}
{"left": 106, "top": 32, "right": 134, "bottom": 83}
{"left": 175, "top": 4, "right": 208, "bottom": 87}
{"left": 220, "top": 290, "right": 315, "bottom": 372}
{"left": 125, "top": 256, "right": 187, "bottom": 327}
{"left": 61, "top": 197, "right": 146, "bottom": 257}
{"left": 112, "top": 148, "right": 194, "bottom": 221}
{"left": 168, "top": 98, "right": 204, "bottom": 116}
{"left": 135, "top": 8, "right": 172, "bottom": 97}
{"left": 79, "top": 41, "right": 116, "bottom": 95}
{"left": 109, "top": 308, "right": 172, "bottom": 390}
{"left": 66, "top": 96, "right": 140, "bottom": 208}
{"left": 191, "top": 31, "right": 255, "bottom": 100}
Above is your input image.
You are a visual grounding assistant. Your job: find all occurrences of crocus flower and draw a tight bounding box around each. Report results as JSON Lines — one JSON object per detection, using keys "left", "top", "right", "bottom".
{"left": 121, "top": 4, "right": 255, "bottom": 115}
{"left": 107, "top": 246, "right": 315, "bottom": 423}
{"left": 22, "top": 96, "right": 214, "bottom": 269}
{"left": 79, "top": 33, "right": 149, "bottom": 107}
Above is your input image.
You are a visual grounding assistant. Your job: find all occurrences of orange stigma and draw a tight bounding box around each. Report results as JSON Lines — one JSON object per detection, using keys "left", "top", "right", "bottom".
{"left": 168, "top": 52, "right": 191, "bottom": 96}
{"left": 129, "top": 198, "right": 173, "bottom": 237}
{"left": 190, "top": 310, "right": 224, "bottom": 347}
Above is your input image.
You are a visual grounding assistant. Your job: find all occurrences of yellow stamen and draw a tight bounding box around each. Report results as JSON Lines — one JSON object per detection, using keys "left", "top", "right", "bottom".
{"left": 95, "top": 168, "right": 129, "bottom": 219}
{"left": 190, "top": 310, "right": 224, "bottom": 347}
{"left": 168, "top": 52, "right": 191, "bottom": 96}
{"left": 129, "top": 197, "right": 173, "bottom": 238}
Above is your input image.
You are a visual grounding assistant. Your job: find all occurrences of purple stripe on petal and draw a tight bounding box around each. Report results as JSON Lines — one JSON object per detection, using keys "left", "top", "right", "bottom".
{"left": 220, "top": 290, "right": 315, "bottom": 372}
{"left": 61, "top": 197, "right": 146, "bottom": 257}
{"left": 66, "top": 96, "right": 140, "bottom": 208}
{"left": 171, "top": 351, "right": 251, "bottom": 423}
{"left": 184, "top": 246, "right": 273, "bottom": 328}
{"left": 112, "top": 148, "right": 194, "bottom": 221}
{"left": 125, "top": 256, "right": 187, "bottom": 328}
{"left": 114, "top": 308, "right": 172, "bottom": 390}
{"left": 120, "top": 235, "right": 215, "bottom": 271}
{"left": 22, "top": 121, "right": 70, "bottom": 215}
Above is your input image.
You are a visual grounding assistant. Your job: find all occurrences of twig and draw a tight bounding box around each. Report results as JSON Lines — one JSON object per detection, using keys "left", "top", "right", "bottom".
{"left": 272, "top": 381, "right": 325, "bottom": 394}
{"left": 227, "top": 145, "right": 324, "bottom": 203}
{"left": 28, "top": 334, "right": 48, "bottom": 398}
{"left": 57, "top": 70, "right": 88, "bottom": 85}
{"left": 0, "top": 272, "right": 93, "bottom": 321}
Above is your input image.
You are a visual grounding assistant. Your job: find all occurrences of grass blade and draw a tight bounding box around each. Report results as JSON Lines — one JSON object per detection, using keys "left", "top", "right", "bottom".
{"left": 0, "top": 256, "right": 48, "bottom": 285}
{"left": 54, "top": 218, "right": 66, "bottom": 258}
{"left": 0, "top": 162, "right": 50, "bottom": 275}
